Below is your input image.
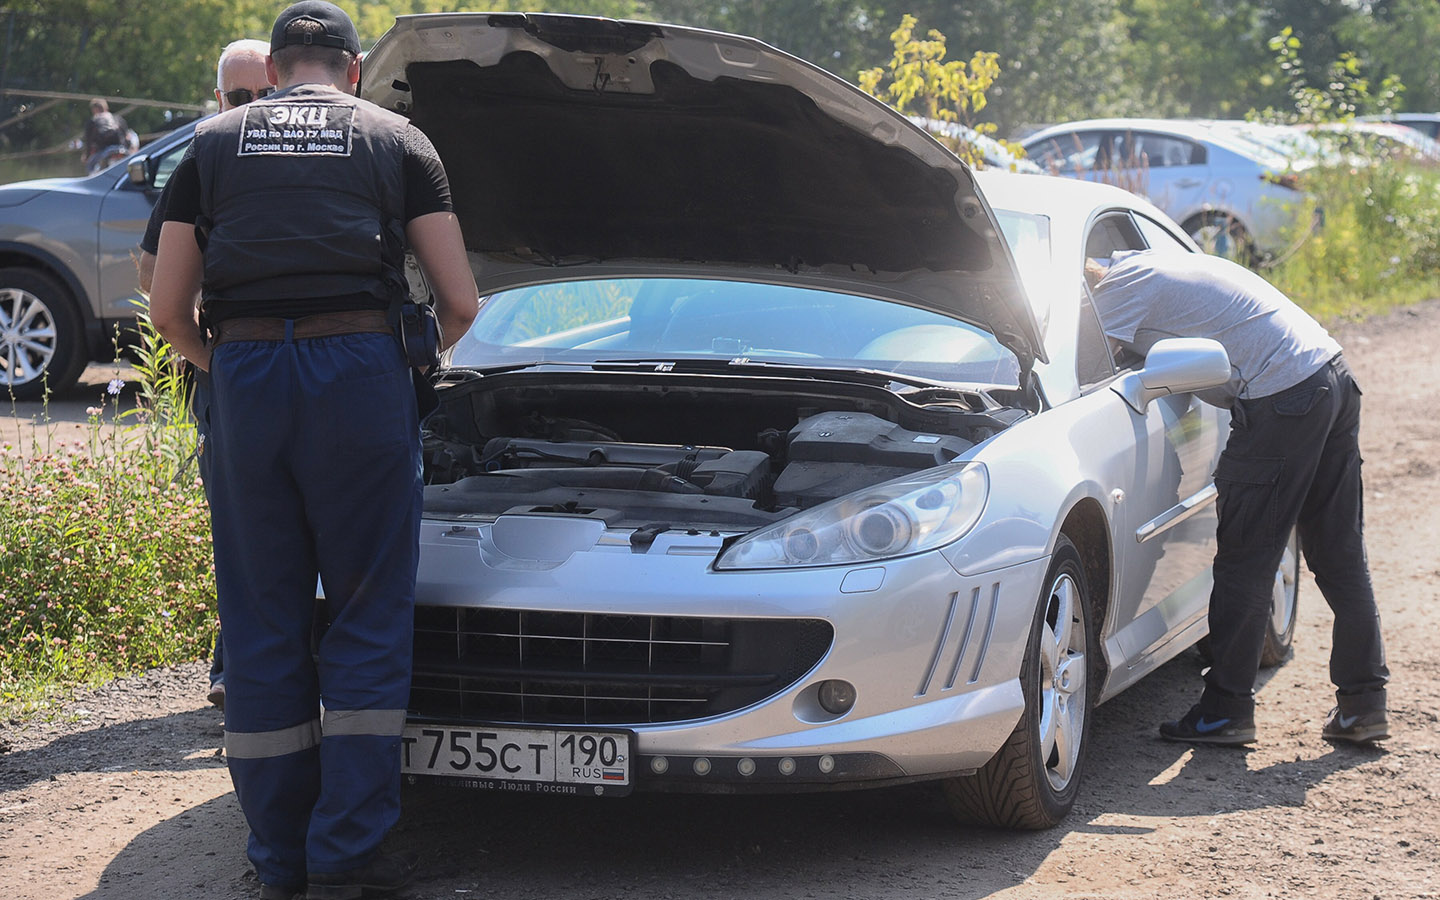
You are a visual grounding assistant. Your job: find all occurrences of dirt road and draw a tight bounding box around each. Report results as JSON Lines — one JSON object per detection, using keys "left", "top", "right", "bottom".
{"left": 2, "top": 301, "right": 1438, "bottom": 900}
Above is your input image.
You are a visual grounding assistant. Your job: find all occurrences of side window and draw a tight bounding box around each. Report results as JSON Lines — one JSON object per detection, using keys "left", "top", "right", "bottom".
{"left": 150, "top": 138, "right": 191, "bottom": 191}
{"left": 1028, "top": 131, "right": 1103, "bottom": 174}
{"left": 1084, "top": 212, "right": 1146, "bottom": 259}
{"left": 1078, "top": 212, "right": 1149, "bottom": 388}
{"left": 1132, "top": 133, "right": 1204, "bottom": 168}
{"left": 1134, "top": 214, "right": 1193, "bottom": 254}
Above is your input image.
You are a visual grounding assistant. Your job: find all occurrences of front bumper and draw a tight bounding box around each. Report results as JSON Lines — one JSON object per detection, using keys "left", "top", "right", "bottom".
{"left": 410, "top": 516, "right": 1049, "bottom": 789}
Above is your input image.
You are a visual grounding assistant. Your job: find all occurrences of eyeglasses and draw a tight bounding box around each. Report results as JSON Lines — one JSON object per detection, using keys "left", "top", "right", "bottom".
{"left": 222, "top": 86, "right": 275, "bottom": 107}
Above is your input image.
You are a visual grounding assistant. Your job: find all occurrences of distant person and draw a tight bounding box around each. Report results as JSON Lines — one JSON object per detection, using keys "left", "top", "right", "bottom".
{"left": 81, "top": 98, "right": 130, "bottom": 173}
{"left": 1086, "top": 250, "right": 1389, "bottom": 747}
{"left": 137, "top": 38, "right": 273, "bottom": 712}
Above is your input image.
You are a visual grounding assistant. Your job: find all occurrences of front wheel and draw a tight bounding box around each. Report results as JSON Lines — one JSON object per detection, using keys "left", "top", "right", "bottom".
{"left": 942, "top": 534, "right": 1095, "bottom": 829}
{"left": 0, "top": 268, "right": 87, "bottom": 400}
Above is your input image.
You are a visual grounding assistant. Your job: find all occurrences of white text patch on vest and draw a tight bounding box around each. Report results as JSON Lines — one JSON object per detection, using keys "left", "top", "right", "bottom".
{"left": 237, "top": 105, "right": 355, "bottom": 158}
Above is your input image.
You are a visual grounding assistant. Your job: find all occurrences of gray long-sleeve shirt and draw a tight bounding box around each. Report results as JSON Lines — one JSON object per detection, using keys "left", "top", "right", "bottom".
{"left": 1093, "top": 250, "right": 1340, "bottom": 407}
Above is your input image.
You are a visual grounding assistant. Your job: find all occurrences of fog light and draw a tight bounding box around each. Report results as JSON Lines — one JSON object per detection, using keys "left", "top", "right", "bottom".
{"left": 693, "top": 757, "right": 712, "bottom": 776}
{"left": 778, "top": 757, "right": 797, "bottom": 776}
{"left": 818, "top": 755, "right": 836, "bottom": 774}
{"left": 817, "top": 679, "right": 856, "bottom": 715}
{"left": 737, "top": 757, "right": 756, "bottom": 777}
{"left": 650, "top": 756, "right": 669, "bottom": 775}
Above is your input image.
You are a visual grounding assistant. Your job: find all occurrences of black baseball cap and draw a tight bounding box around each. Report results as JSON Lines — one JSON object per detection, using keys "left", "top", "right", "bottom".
{"left": 270, "top": 1, "right": 361, "bottom": 56}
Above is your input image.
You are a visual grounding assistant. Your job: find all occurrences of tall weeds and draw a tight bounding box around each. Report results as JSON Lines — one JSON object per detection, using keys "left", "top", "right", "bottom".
{"left": 0, "top": 312, "right": 214, "bottom": 716}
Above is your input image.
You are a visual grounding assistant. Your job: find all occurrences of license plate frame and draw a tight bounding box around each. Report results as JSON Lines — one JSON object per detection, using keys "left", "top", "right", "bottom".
{"left": 401, "top": 723, "right": 634, "bottom": 797}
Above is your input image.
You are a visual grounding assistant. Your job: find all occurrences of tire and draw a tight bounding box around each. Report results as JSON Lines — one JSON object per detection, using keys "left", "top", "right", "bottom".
{"left": 942, "top": 534, "right": 1095, "bottom": 829}
{"left": 1196, "top": 528, "right": 1300, "bottom": 668}
{"left": 1260, "top": 529, "right": 1300, "bottom": 667}
{"left": 1186, "top": 213, "right": 1254, "bottom": 264}
{"left": 0, "top": 268, "right": 87, "bottom": 400}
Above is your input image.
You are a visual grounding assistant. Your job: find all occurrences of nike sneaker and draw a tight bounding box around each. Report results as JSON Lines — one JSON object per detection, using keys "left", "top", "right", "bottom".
{"left": 1322, "top": 706, "right": 1390, "bottom": 744}
{"left": 1158, "top": 704, "right": 1256, "bottom": 746}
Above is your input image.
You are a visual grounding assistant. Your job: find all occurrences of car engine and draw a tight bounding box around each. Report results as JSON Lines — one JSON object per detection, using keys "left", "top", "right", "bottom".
{"left": 420, "top": 372, "right": 1027, "bottom": 529}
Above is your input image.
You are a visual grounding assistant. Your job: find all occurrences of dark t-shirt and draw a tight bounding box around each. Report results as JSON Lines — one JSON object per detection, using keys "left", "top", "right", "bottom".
{"left": 156, "top": 119, "right": 454, "bottom": 319}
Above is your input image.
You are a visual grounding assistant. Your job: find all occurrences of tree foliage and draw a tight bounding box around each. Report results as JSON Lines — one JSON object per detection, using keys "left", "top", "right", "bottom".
{"left": 5, "top": 0, "right": 1440, "bottom": 179}
{"left": 856, "top": 14, "right": 1013, "bottom": 168}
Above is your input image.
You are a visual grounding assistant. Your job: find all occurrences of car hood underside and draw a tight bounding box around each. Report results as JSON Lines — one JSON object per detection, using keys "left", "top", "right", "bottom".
{"left": 362, "top": 13, "right": 1044, "bottom": 370}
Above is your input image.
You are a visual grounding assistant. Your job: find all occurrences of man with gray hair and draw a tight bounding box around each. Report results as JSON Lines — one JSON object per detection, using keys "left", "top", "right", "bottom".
{"left": 137, "top": 38, "right": 278, "bottom": 715}
{"left": 139, "top": 39, "right": 274, "bottom": 292}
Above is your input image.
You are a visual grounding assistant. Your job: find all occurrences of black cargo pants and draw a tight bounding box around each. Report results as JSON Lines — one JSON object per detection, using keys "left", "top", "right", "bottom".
{"left": 1201, "top": 354, "right": 1388, "bottom": 718}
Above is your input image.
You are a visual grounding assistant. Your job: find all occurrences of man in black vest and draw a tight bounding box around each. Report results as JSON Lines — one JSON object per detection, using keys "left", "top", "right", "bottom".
{"left": 148, "top": 4, "right": 478, "bottom": 898}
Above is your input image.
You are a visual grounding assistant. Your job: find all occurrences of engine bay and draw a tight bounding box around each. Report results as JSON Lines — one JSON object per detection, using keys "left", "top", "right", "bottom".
{"left": 421, "top": 372, "right": 1028, "bottom": 529}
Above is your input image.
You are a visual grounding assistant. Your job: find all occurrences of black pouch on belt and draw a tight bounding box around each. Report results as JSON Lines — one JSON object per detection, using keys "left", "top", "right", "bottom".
{"left": 398, "top": 302, "right": 441, "bottom": 370}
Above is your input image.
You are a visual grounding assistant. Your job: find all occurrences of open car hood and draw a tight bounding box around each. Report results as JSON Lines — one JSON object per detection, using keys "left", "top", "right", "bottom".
{"left": 362, "top": 13, "right": 1046, "bottom": 371}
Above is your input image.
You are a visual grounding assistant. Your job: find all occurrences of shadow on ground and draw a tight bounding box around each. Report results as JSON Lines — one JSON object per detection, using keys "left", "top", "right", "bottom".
{"left": 70, "top": 649, "right": 1382, "bottom": 900}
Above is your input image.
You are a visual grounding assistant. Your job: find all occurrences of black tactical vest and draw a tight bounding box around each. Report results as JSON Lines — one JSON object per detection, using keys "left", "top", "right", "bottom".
{"left": 192, "top": 84, "right": 408, "bottom": 307}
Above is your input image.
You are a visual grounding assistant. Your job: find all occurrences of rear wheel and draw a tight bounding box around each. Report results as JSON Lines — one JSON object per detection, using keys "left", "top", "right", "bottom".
{"left": 942, "top": 535, "right": 1095, "bottom": 829}
{"left": 1260, "top": 529, "right": 1300, "bottom": 667}
{"left": 0, "top": 268, "right": 86, "bottom": 400}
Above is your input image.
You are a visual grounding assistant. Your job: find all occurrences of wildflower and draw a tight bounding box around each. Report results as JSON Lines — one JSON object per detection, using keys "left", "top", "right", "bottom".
{"left": 107, "top": 378, "right": 125, "bottom": 395}
{"left": 86, "top": 407, "right": 103, "bottom": 417}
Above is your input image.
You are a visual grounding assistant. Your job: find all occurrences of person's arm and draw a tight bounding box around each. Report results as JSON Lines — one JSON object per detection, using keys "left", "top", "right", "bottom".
{"left": 150, "top": 221, "right": 210, "bottom": 371}
{"left": 137, "top": 180, "right": 173, "bottom": 294}
{"left": 149, "top": 152, "right": 209, "bottom": 370}
{"left": 400, "top": 125, "right": 476, "bottom": 350}
{"left": 405, "top": 211, "right": 477, "bottom": 352}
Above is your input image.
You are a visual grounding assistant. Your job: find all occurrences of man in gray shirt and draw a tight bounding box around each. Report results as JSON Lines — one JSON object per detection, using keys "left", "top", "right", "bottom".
{"left": 1089, "top": 250, "right": 1389, "bottom": 745}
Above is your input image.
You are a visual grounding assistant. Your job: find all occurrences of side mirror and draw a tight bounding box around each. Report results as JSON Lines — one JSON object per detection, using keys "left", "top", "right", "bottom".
{"left": 127, "top": 155, "right": 150, "bottom": 186}
{"left": 1111, "top": 337, "right": 1230, "bottom": 414}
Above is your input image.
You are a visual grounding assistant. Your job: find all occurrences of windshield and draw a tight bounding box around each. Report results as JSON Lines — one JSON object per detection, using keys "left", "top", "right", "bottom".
{"left": 450, "top": 278, "right": 1022, "bottom": 388}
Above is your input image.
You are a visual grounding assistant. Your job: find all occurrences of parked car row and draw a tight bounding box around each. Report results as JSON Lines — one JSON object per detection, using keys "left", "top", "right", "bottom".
{"left": 1016, "top": 114, "right": 1439, "bottom": 263}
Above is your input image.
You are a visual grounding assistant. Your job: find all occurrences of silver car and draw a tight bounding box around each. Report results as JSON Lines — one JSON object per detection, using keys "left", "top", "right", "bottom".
{"left": 361, "top": 14, "right": 1297, "bottom": 828}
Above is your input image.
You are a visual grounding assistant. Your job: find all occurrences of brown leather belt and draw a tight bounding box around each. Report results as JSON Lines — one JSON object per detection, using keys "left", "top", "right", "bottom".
{"left": 210, "top": 310, "right": 392, "bottom": 346}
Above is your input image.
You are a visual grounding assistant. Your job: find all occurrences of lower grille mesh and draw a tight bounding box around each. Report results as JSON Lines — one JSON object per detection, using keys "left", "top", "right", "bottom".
{"left": 410, "top": 607, "right": 834, "bottom": 726}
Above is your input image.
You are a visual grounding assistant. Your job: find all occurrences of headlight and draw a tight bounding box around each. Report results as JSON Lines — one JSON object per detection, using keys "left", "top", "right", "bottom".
{"left": 716, "top": 462, "right": 988, "bottom": 569}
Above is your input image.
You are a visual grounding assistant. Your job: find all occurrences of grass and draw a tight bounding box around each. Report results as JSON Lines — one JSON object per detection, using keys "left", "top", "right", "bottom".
{"left": 1264, "top": 159, "right": 1440, "bottom": 322}
{"left": 0, "top": 313, "right": 214, "bottom": 719}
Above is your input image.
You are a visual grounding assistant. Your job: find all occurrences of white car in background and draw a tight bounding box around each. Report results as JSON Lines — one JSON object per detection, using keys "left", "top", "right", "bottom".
{"left": 1020, "top": 117, "right": 1314, "bottom": 261}
{"left": 362, "top": 13, "right": 1299, "bottom": 830}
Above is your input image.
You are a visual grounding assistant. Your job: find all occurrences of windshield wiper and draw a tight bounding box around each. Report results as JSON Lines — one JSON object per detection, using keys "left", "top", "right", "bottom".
{"left": 589, "top": 357, "right": 956, "bottom": 391}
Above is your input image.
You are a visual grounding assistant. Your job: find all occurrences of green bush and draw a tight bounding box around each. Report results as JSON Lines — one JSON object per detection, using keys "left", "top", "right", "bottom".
{"left": 1265, "top": 161, "right": 1440, "bottom": 320}
{"left": 0, "top": 313, "right": 215, "bottom": 716}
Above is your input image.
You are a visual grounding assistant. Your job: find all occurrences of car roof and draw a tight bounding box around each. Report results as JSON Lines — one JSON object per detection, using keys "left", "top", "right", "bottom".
{"left": 973, "top": 169, "right": 1178, "bottom": 225}
{"left": 1021, "top": 117, "right": 1284, "bottom": 162}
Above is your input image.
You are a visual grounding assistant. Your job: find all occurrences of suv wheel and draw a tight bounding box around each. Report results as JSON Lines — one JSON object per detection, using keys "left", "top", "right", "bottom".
{"left": 0, "top": 268, "right": 86, "bottom": 400}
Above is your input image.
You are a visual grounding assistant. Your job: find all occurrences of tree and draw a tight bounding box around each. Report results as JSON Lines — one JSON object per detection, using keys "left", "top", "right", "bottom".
{"left": 856, "top": 14, "right": 1014, "bottom": 168}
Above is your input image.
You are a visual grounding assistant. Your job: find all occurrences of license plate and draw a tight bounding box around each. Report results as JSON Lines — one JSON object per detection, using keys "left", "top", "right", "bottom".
{"left": 401, "top": 724, "right": 633, "bottom": 797}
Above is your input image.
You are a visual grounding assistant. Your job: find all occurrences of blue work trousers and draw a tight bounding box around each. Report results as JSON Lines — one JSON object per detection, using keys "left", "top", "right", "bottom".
{"left": 206, "top": 328, "right": 420, "bottom": 889}
{"left": 1202, "top": 355, "right": 1388, "bottom": 718}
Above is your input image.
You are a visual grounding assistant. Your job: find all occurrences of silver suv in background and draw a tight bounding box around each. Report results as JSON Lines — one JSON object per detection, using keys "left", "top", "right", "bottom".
{"left": 0, "top": 123, "right": 194, "bottom": 399}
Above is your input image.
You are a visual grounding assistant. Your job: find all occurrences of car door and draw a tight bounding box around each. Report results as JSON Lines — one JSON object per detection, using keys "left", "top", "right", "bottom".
{"left": 95, "top": 129, "right": 194, "bottom": 324}
{"left": 1122, "top": 131, "right": 1211, "bottom": 225}
{"left": 1083, "top": 212, "right": 1223, "bottom": 677}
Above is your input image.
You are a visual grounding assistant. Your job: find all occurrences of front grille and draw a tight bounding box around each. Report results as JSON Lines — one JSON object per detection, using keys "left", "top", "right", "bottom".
{"left": 410, "top": 607, "right": 833, "bottom": 726}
